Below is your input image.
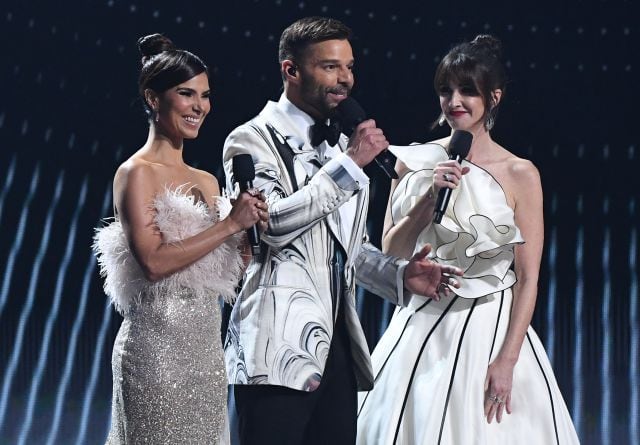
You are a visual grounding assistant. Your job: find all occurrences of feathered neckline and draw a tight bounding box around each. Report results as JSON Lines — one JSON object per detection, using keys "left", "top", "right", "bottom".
{"left": 93, "top": 187, "right": 244, "bottom": 315}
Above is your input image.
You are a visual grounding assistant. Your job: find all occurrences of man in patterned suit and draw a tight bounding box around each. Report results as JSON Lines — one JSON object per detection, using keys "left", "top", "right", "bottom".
{"left": 222, "top": 16, "right": 461, "bottom": 445}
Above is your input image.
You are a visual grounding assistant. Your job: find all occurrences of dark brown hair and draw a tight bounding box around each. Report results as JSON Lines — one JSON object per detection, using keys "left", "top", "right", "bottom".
{"left": 137, "top": 34, "right": 208, "bottom": 118}
{"left": 434, "top": 35, "right": 506, "bottom": 128}
{"left": 278, "top": 16, "right": 352, "bottom": 64}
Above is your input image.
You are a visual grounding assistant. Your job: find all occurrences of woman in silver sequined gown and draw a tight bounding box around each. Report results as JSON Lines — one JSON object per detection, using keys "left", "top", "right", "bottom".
{"left": 93, "top": 34, "right": 268, "bottom": 444}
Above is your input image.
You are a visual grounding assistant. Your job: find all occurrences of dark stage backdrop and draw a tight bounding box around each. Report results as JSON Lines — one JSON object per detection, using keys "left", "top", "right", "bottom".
{"left": 0, "top": 1, "right": 637, "bottom": 444}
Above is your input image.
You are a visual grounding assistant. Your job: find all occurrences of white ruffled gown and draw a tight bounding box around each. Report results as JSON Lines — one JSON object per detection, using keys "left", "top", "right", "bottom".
{"left": 93, "top": 188, "right": 244, "bottom": 445}
{"left": 356, "top": 144, "right": 580, "bottom": 444}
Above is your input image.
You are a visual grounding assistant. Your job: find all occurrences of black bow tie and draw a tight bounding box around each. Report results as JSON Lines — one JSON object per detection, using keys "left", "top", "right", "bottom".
{"left": 310, "top": 120, "right": 341, "bottom": 147}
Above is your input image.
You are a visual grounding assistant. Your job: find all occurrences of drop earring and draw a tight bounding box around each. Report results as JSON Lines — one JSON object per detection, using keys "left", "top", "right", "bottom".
{"left": 485, "top": 109, "right": 495, "bottom": 130}
{"left": 438, "top": 113, "right": 446, "bottom": 127}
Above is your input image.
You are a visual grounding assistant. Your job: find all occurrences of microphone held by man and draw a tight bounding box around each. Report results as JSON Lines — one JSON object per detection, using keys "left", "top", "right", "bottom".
{"left": 336, "top": 96, "right": 399, "bottom": 179}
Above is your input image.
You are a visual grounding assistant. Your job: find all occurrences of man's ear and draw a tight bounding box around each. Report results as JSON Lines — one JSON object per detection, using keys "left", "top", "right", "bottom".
{"left": 282, "top": 60, "right": 298, "bottom": 82}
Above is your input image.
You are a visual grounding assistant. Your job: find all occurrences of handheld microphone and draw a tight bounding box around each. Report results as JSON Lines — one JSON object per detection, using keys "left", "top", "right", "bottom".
{"left": 336, "top": 97, "right": 399, "bottom": 179}
{"left": 232, "top": 154, "right": 261, "bottom": 256}
{"left": 433, "top": 130, "right": 473, "bottom": 224}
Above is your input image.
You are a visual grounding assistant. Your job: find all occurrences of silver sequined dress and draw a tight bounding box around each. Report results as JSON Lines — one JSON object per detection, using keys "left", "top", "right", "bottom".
{"left": 93, "top": 188, "right": 244, "bottom": 444}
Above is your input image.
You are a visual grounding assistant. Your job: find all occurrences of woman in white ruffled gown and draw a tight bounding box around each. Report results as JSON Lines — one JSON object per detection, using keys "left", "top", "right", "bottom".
{"left": 357, "top": 35, "right": 579, "bottom": 444}
{"left": 93, "top": 34, "right": 268, "bottom": 444}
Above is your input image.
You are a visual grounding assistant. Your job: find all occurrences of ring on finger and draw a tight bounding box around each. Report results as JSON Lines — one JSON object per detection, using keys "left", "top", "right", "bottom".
{"left": 443, "top": 173, "right": 450, "bottom": 182}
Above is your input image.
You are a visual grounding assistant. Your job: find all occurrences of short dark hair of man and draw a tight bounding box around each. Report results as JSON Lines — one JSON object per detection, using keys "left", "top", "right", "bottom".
{"left": 278, "top": 16, "right": 352, "bottom": 64}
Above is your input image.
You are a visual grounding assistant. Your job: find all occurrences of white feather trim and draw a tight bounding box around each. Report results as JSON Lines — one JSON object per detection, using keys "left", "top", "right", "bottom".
{"left": 93, "top": 186, "right": 244, "bottom": 315}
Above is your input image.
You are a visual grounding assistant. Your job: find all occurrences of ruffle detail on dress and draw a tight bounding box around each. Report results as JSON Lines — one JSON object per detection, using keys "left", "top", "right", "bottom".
{"left": 389, "top": 144, "right": 524, "bottom": 299}
{"left": 93, "top": 186, "right": 244, "bottom": 315}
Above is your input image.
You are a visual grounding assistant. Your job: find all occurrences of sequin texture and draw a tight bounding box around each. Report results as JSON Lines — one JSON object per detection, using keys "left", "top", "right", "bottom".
{"left": 93, "top": 190, "right": 243, "bottom": 444}
{"left": 106, "top": 290, "right": 228, "bottom": 444}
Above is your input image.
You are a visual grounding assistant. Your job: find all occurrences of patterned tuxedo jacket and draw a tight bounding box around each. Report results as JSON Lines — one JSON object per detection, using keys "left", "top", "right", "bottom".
{"left": 222, "top": 100, "right": 410, "bottom": 392}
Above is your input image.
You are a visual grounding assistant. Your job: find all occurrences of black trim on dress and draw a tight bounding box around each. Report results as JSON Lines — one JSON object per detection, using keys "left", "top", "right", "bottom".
{"left": 488, "top": 291, "right": 505, "bottom": 363}
{"left": 357, "top": 299, "right": 432, "bottom": 417}
{"left": 391, "top": 296, "right": 460, "bottom": 444}
{"left": 436, "top": 298, "right": 479, "bottom": 444}
{"left": 527, "top": 332, "right": 560, "bottom": 444}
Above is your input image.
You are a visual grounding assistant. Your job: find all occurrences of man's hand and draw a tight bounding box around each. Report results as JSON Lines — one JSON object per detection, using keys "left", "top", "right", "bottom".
{"left": 404, "top": 244, "right": 463, "bottom": 300}
{"left": 345, "top": 119, "right": 389, "bottom": 168}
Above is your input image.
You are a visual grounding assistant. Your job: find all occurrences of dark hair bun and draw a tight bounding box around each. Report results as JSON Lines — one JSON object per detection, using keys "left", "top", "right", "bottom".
{"left": 471, "top": 34, "right": 502, "bottom": 59}
{"left": 137, "top": 33, "right": 176, "bottom": 64}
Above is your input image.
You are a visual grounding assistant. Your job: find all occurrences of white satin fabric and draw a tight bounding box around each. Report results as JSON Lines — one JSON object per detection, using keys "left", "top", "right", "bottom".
{"left": 356, "top": 144, "right": 580, "bottom": 444}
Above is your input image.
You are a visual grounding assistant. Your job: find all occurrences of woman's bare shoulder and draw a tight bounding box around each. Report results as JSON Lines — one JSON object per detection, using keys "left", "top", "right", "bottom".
{"left": 114, "top": 156, "right": 159, "bottom": 187}
{"left": 190, "top": 167, "right": 221, "bottom": 197}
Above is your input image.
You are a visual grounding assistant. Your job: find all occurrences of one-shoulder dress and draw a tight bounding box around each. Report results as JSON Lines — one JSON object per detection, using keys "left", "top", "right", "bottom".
{"left": 357, "top": 144, "right": 579, "bottom": 444}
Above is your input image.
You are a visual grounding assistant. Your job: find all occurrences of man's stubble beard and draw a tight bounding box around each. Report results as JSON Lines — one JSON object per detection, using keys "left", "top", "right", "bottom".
{"left": 299, "top": 77, "right": 346, "bottom": 120}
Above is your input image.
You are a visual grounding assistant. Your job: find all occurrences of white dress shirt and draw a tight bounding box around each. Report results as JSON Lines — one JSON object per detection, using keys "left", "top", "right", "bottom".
{"left": 277, "top": 94, "right": 369, "bottom": 244}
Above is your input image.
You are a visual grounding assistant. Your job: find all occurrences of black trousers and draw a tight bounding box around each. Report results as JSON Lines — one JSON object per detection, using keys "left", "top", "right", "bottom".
{"left": 233, "top": 302, "right": 357, "bottom": 445}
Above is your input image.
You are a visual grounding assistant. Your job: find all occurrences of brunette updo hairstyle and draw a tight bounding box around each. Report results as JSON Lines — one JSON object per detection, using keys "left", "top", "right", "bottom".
{"left": 137, "top": 33, "right": 208, "bottom": 119}
{"left": 434, "top": 34, "right": 506, "bottom": 130}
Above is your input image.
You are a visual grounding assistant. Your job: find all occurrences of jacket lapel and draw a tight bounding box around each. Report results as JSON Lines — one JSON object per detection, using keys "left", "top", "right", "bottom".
{"left": 260, "top": 103, "right": 348, "bottom": 251}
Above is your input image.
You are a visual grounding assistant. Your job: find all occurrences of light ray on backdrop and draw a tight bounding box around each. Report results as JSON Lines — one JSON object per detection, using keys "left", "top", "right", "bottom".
{"left": 0, "top": 1, "right": 637, "bottom": 443}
